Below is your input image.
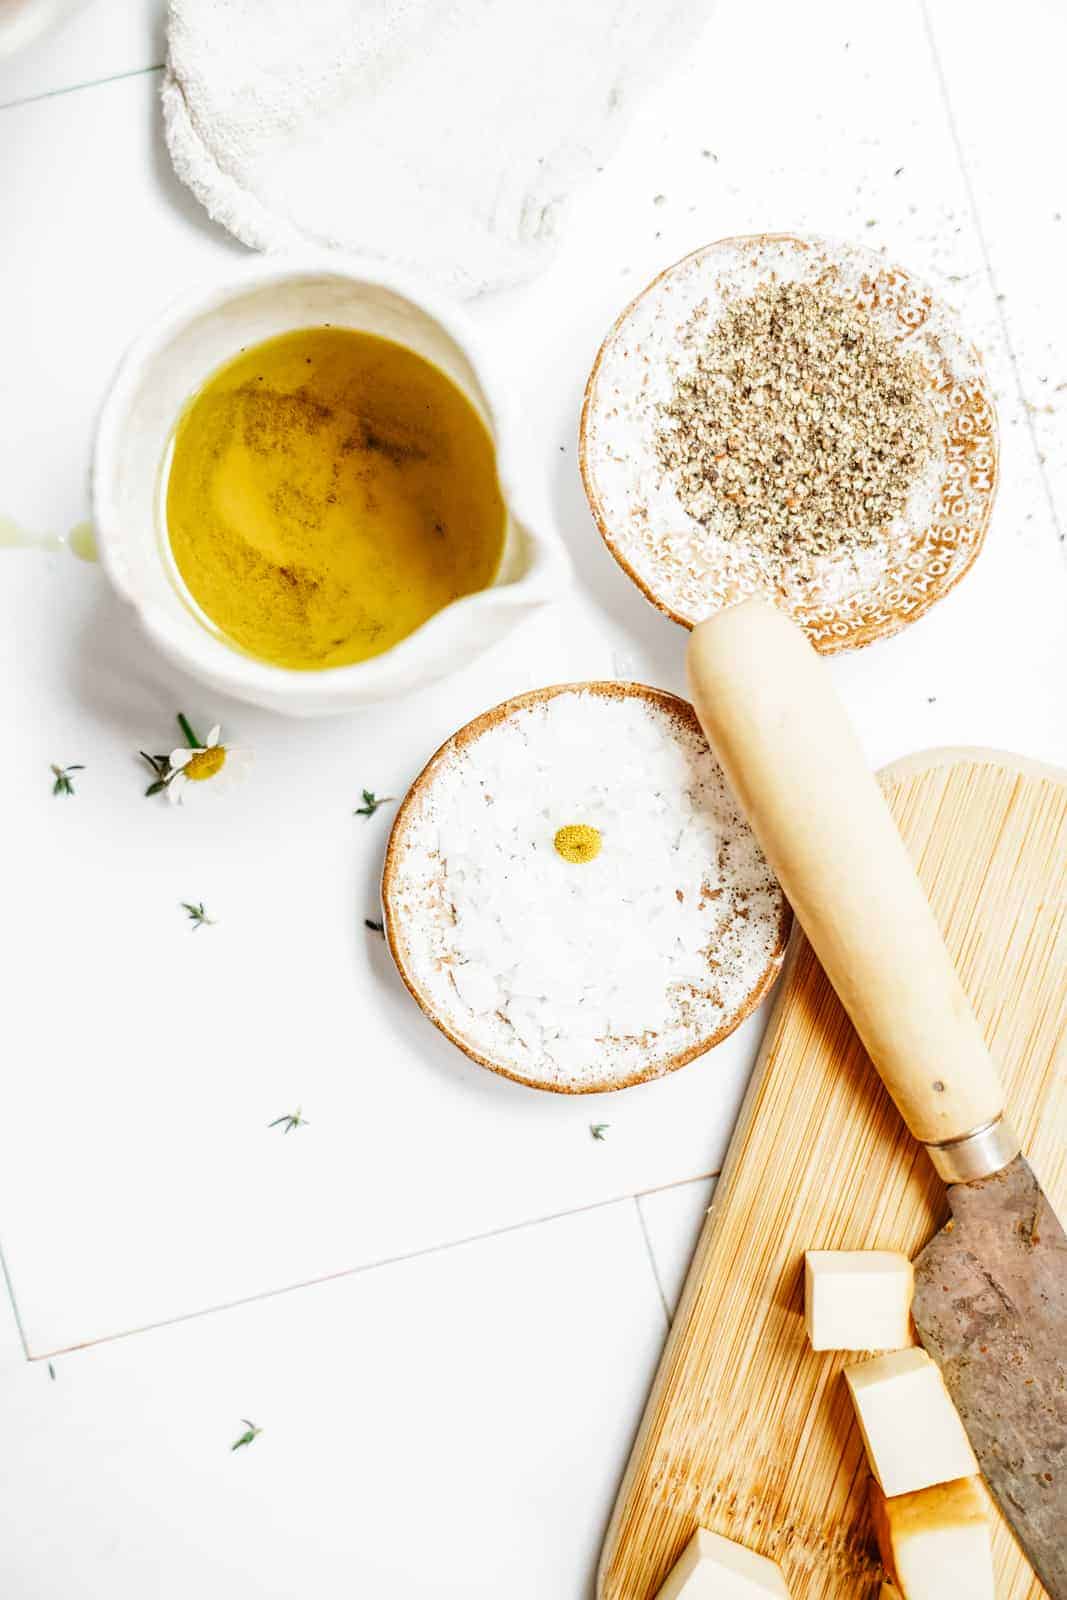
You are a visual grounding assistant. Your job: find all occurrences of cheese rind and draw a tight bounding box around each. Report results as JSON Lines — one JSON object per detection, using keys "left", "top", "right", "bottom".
{"left": 844, "top": 1347, "right": 977, "bottom": 1496}
{"left": 804, "top": 1250, "right": 913, "bottom": 1351}
{"left": 879, "top": 1586, "right": 899, "bottom": 1599}
{"left": 870, "top": 1477, "right": 993, "bottom": 1600}
{"left": 654, "top": 1528, "right": 792, "bottom": 1598}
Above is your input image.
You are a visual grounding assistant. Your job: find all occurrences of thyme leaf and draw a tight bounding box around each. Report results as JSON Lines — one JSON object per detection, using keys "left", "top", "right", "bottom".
{"left": 590, "top": 1123, "right": 610, "bottom": 1141}
{"left": 182, "top": 901, "right": 215, "bottom": 930}
{"left": 268, "top": 1107, "right": 308, "bottom": 1134}
{"left": 231, "top": 1420, "right": 261, "bottom": 1451}
{"left": 51, "top": 764, "right": 84, "bottom": 797}
{"left": 140, "top": 751, "right": 174, "bottom": 796}
{"left": 354, "top": 789, "right": 394, "bottom": 819}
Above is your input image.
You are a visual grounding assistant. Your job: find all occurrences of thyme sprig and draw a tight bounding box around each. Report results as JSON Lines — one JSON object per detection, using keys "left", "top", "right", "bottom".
{"left": 140, "top": 751, "right": 173, "bottom": 796}
{"left": 51, "top": 764, "right": 84, "bottom": 796}
{"left": 354, "top": 789, "right": 394, "bottom": 819}
{"left": 590, "top": 1123, "right": 610, "bottom": 1141}
{"left": 182, "top": 901, "right": 215, "bottom": 931}
{"left": 231, "top": 1420, "right": 261, "bottom": 1451}
{"left": 268, "top": 1107, "right": 308, "bottom": 1134}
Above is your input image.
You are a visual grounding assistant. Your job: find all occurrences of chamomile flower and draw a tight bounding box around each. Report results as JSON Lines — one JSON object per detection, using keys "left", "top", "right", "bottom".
{"left": 167, "top": 724, "right": 251, "bottom": 805}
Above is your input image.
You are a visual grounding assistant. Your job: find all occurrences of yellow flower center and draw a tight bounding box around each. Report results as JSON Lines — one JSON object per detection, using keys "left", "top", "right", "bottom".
{"left": 554, "top": 823, "right": 602, "bottom": 864}
{"left": 185, "top": 745, "right": 227, "bottom": 782}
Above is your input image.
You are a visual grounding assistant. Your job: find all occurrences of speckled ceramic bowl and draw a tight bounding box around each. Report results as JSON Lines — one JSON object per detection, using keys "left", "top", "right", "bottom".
{"left": 580, "top": 233, "right": 998, "bottom": 653}
{"left": 382, "top": 681, "right": 791, "bottom": 1094}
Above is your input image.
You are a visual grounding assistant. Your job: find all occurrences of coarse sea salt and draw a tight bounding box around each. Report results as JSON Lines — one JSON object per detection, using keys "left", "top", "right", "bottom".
{"left": 384, "top": 686, "right": 789, "bottom": 1092}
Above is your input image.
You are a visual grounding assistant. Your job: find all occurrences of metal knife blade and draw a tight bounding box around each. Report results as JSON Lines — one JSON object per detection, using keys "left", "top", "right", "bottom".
{"left": 913, "top": 1153, "right": 1067, "bottom": 1597}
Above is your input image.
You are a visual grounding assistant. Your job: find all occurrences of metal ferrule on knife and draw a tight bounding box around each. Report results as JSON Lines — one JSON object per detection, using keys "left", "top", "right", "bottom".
{"left": 924, "top": 1115, "right": 1022, "bottom": 1184}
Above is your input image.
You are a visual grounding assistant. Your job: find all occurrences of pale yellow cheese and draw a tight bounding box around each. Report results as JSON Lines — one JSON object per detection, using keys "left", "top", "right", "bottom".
{"left": 654, "top": 1528, "right": 792, "bottom": 1598}
{"left": 870, "top": 1477, "right": 994, "bottom": 1600}
{"left": 844, "top": 1348, "right": 977, "bottom": 1496}
{"left": 804, "top": 1250, "right": 913, "bottom": 1351}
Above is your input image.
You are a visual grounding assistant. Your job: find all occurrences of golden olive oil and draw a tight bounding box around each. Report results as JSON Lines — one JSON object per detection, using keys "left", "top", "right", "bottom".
{"left": 165, "top": 327, "right": 506, "bottom": 670}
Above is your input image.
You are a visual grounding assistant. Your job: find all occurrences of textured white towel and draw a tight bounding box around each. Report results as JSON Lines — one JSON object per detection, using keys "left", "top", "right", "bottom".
{"left": 162, "top": 0, "right": 711, "bottom": 297}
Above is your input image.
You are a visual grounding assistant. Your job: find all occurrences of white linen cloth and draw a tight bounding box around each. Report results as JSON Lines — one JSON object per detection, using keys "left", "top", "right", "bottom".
{"left": 162, "top": 0, "right": 711, "bottom": 296}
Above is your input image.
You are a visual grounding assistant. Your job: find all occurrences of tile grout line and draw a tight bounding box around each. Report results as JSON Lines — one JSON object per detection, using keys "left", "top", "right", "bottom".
{"left": 919, "top": 0, "right": 1064, "bottom": 545}
{"left": 0, "top": 61, "right": 163, "bottom": 114}
{"left": 0, "top": 1236, "right": 32, "bottom": 1361}
{"left": 633, "top": 1197, "right": 672, "bottom": 1329}
{"left": 26, "top": 1170, "right": 721, "bottom": 1360}
{"left": 634, "top": 1168, "right": 720, "bottom": 1204}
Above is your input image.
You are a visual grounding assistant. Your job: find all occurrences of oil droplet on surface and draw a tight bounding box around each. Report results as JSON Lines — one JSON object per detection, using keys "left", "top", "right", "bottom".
{"left": 0, "top": 512, "right": 57, "bottom": 550}
{"left": 67, "top": 521, "right": 98, "bottom": 562}
{"left": 1, "top": 513, "right": 97, "bottom": 560}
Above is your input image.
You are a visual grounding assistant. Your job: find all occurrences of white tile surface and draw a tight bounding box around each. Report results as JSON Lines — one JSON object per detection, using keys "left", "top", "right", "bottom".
{"left": 0, "top": 69, "right": 242, "bottom": 545}
{"left": 638, "top": 1179, "right": 716, "bottom": 1321}
{"left": 2, "top": 1, "right": 1067, "bottom": 1591}
{"left": 925, "top": 0, "right": 1067, "bottom": 543}
{"left": 3, "top": 0, "right": 1066, "bottom": 1358}
{"left": 3, "top": 542, "right": 769, "bottom": 1353}
{"left": 0, "top": 1253, "right": 29, "bottom": 1377}
{"left": 473, "top": 0, "right": 1067, "bottom": 775}
{"left": 0, "top": 1202, "right": 665, "bottom": 1599}
{"left": 0, "top": 0, "right": 162, "bottom": 109}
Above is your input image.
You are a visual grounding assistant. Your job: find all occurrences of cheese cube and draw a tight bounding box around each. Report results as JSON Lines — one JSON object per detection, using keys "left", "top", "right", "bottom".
{"left": 844, "top": 1348, "right": 977, "bottom": 1496}
{"left": 804, "top": 1251, "right": 913, "bottom": 1351}
{"left": 870, "top": 1477, "right": 994, "bottom": 1600}
{"left": 654, "top": 1529, "right": 792, "bottom": 1599}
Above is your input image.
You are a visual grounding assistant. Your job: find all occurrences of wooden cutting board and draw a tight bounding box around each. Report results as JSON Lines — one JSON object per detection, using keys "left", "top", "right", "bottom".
{"left": 598, "top": 748, "right": 1067, "bottom": 1600}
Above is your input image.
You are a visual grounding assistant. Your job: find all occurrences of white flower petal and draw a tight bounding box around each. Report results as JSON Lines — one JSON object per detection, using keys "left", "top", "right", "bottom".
{"left": 170, "top": 747, "right": 194, "bottom": 769}
{"left": 175, "top": 778, "right": 211, "bottom": 806}
{"left": 206, "top": 725, "right": 222, "bottom": 748}
{"left": 167, "top": 775, "right": 187, "bottom": 805}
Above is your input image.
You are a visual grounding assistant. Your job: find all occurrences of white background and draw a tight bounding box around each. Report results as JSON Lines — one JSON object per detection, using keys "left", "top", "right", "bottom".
{"left": 1, "top": 1, "right": 1065, "bottom": 1594}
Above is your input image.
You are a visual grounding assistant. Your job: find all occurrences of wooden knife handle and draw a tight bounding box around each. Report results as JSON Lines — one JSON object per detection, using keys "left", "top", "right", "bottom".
{"left": 687, "top": 600, "right": 1011, "bottom": 1158}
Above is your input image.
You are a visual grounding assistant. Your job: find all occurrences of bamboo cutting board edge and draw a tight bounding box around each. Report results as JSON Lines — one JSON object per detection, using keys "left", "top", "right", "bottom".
{"left": 597, "top": 745, "right": 1067, "bottom": 1600}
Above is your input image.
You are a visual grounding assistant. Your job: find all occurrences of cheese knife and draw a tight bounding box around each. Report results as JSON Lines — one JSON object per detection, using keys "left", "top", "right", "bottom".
{"left": 687, "top": 598, "right": 1067, "bottom": 1596}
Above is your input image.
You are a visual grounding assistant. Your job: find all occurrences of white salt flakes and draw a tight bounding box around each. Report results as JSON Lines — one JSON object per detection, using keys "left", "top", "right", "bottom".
{"left": 385, "top": 687, "right": 789, "bottom": 1092}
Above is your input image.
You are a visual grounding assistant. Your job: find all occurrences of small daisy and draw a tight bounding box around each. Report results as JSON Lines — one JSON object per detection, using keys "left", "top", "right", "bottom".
{"left": 167, "top": 724, "right": 252, "bottom": 806}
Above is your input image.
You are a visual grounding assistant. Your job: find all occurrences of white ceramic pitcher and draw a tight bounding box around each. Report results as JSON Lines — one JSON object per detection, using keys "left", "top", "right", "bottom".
{"left": 92, "top": 254, "right": 567, "bottom": 715}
